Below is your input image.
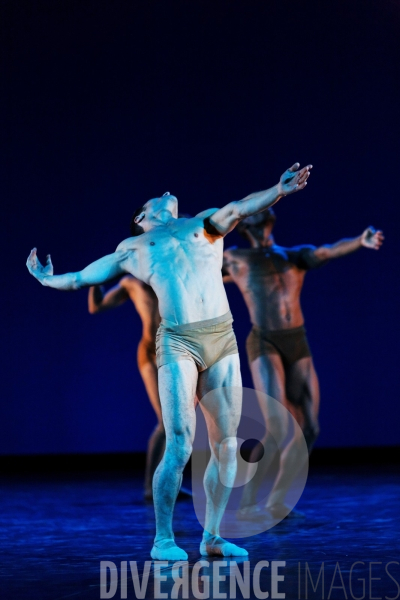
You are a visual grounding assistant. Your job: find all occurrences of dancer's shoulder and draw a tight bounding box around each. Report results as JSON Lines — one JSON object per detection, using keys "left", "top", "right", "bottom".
{"left": 194, "top": 207, "right": 219, "bottom": 219}
{"left": 116, "top": 236, "right": 142, "bottom": 252}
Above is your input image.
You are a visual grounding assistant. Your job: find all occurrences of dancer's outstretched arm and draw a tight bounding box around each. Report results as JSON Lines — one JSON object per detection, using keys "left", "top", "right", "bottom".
{"left": 26, "top": 244, "right": 133, "bottom": 290}
{"left": 313, "top": 227, "right": 384, "bottom": 261}
{"left": 88, "top": 282, "right": 130, "bottom": 313}
{"left": 208, "top": 162, "right": 312, "bottom": 236}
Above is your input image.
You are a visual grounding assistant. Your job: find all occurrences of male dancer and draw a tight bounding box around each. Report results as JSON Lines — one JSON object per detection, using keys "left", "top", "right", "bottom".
{"left": 27, "top": 162, "right": 312, "bottom": 559}
{"left": 223, "top": 209, "right": 384, "bottom": 519}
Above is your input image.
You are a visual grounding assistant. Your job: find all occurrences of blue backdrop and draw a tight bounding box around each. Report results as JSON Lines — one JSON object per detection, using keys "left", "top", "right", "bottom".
{"left": 2, "top": 0, "right": 399, "bottom": 455}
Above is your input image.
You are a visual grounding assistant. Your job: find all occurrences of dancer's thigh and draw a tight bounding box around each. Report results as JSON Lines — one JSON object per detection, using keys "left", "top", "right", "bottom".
{"left": 157, "top": 360, "right": 198, "bottom": 444}
{"left": 285, "top": 356, "right": 320, "bottom": 430}
{"left": 250, "top": 354, "right": 288, "bottom": 435}
{"left": 196, "top": 354, "right": 242, "bottom": 444}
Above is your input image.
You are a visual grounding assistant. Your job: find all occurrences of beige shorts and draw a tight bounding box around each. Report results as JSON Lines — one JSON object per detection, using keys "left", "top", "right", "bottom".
{"left": 156, "top": 311, "right": 238, "bottom": 371}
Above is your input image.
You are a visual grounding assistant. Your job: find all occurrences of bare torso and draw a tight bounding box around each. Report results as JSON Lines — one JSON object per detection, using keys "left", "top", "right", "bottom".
{"left": 223, "top": 245, "right": 307, "bottom": 330}
{"left": 123, "top": 214, "right": 230, "bottom": 325}
{"left": 120, "top": 276, "right": 161, "bottom": 341}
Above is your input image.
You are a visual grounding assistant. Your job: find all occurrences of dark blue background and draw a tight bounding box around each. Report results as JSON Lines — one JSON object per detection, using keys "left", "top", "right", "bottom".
{"left": 2, "top": 0, "right": 399, "bottom": 455}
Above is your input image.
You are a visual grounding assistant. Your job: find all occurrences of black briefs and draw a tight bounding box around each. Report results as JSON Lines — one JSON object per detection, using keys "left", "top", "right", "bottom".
{"left": 246, "top": 325, "right": 312, "bottom": 366}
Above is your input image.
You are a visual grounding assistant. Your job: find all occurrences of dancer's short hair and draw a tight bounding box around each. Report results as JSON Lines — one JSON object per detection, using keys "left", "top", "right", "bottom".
{"left": 236, "top": 208, "right": 276, "bottom": 238}
{"left": 130, "top": 206, "right": 145, "bottom": 236}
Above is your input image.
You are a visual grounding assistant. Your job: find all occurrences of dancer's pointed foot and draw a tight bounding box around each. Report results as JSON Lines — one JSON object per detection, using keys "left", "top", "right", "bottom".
{"left": 266, "top": 503, "right": 305, "bottom": 520}
{"left": 200, "top": 534, "right": 248, "bottom": 557}
{"left": 150, "top": 538, "right": 188, "bottom": 561}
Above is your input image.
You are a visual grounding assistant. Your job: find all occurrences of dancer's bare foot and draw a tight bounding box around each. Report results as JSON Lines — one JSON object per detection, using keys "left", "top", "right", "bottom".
{"left": 266, "top": 504, "right": 305, "bottom": 520}
{"left": 200, "top": 534, "right": 248, "bottom": 557}
{"left": 150, "top": 538, "right": 188, "bottom": 561}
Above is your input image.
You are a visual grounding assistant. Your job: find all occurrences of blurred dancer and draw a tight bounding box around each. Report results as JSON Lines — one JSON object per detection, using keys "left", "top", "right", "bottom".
{"left": 223, "top": 209, "right": 384, "bottom": 519}
{"left": 88, "top": 278, "right": 167, "bottom": 501}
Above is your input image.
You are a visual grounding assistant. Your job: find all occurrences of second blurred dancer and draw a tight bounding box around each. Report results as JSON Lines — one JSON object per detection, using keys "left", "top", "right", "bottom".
{"left": 223, "top": 209, "right": 384, "bottom": 519}
{"left": 88, "top": 277, "right": 163, "bottom": 500}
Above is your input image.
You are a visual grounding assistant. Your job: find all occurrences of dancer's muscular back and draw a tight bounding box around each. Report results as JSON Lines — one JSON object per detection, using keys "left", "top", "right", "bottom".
{"left": 89, "top": 276, "right": 160, "bottom": 340}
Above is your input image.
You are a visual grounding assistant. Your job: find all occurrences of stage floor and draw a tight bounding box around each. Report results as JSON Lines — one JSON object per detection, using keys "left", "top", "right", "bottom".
{"left": 1, "top": 465, "right": 399, "bottom": 599}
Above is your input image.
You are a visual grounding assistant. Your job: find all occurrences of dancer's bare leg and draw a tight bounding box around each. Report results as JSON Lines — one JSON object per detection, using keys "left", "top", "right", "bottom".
{"left": 151, "top": 360, "right": 197, "bottom": 561}
{"left": 267, "top": 357, "right": 320, "bottom": 515}
{"left": 139, "top": 357, "right": 166, "bottom": 498}
{"left": 239, "top": 352, "right": 289, "bottom": 512}
{"left": 196, "top": 354, "right": 248, "bottom": 557}
{"left": 285, "top": 356, "right": 320, "bottom": 451}
{"left": 144, "top": 424, "right": 166, "bottom": 499}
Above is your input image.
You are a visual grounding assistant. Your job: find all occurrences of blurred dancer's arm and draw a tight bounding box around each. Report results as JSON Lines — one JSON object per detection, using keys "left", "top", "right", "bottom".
{"left": 88, "top": 282, "right": 130, "bottom": 314}
{"left": 292, "top": 227, "right": 384, "bottom": 270}
{"left": 313, "top": 227, "right": 384, "bottom": 261}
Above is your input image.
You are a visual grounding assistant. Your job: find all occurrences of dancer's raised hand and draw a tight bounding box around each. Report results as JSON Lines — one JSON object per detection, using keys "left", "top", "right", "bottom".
{"left": 278, "top": 163, "right": 312, "bottom": 196}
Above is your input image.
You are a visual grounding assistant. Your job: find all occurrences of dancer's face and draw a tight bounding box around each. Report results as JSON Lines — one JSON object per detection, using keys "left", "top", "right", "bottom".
{"left": 134, "top": 192, "right": 178, "bottom": 231}
{"left": 241, "top": 211, "right": 276, "bottom": 243}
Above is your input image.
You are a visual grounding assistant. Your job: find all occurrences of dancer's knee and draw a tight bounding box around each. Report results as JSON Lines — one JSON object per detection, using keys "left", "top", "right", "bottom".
{"left": 215, "top": 436, "right": 237, "bottom": 464}
{"left": 165, "top": 431, "right": 192, "bottom": 469}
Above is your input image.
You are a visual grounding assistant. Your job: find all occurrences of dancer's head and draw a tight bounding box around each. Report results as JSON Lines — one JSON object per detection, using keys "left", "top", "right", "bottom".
{"left": 130, "top": 192, "right": 178, "bottom": 236}
{"left": 237, "top": 208, "right": 276, "bottom": 246}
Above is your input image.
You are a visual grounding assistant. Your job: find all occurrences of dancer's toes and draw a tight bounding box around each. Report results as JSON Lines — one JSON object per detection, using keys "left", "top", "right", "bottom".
{"left": 200, "top": 535, "right": 248, "bottom": 557}
{"left": 151, "top": 539, "right": 188, "bottom": 561}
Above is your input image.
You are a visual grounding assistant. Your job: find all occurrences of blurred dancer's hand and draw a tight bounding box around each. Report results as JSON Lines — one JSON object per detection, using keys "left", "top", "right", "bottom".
{"left": 361, "top": 227, "right": 384, "bottom": 250}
